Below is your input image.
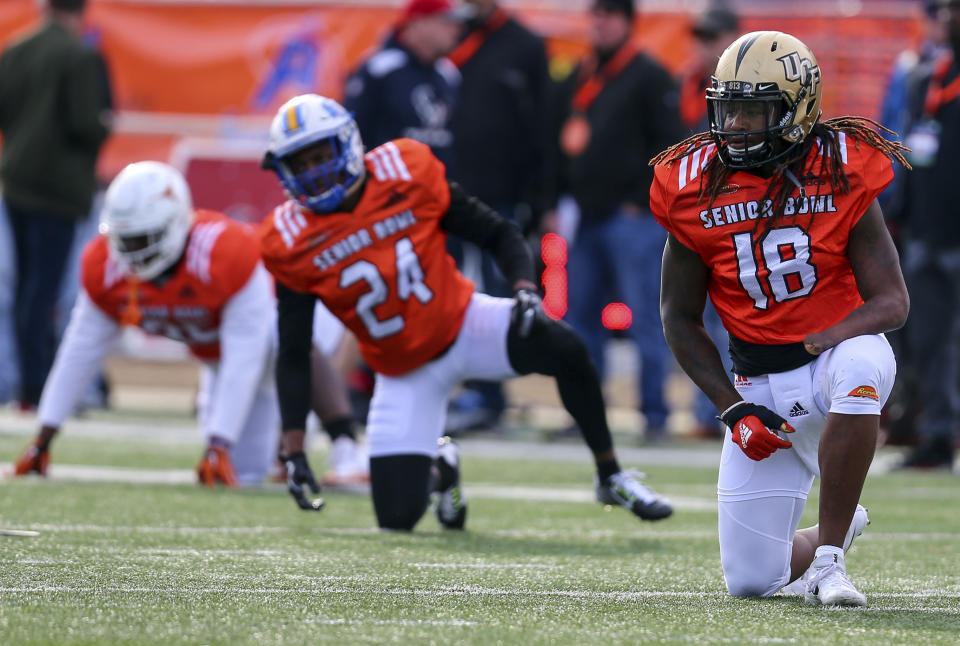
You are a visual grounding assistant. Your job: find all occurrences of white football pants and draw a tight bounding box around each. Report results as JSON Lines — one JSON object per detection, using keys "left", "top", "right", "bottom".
{"left": 717, "top": 334, "right": 896, "bottom": 597}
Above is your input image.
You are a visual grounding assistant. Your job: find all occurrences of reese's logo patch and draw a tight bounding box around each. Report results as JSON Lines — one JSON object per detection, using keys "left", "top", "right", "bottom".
{"left": 847, "top": 386, "right": 879, "bottom": 401}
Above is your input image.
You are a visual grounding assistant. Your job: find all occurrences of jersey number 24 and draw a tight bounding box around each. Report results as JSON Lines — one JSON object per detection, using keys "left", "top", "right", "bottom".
{"left": 339, "top": 237, "right": 434, "bottom": 338}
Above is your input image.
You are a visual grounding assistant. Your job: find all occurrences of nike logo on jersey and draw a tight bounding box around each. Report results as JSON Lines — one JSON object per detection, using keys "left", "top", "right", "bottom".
{"left": 384, "top": 190, "right": 408, "bottom": 208}
{"left": 789, "top": 402, "right": 810, "bottom": 418}
{"left": 699, "top": 194, "right": 837, "bottom": 230}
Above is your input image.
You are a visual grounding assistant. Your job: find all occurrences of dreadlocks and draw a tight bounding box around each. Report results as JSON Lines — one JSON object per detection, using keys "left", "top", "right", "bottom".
{"left": 649, "top": 116, "right": 911, "bottom": 229}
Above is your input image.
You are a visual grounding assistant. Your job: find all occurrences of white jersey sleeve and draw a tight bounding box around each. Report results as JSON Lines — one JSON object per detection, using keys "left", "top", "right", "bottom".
{"left": 202, "top": 263, "right": 277, "bottom": 445}
{"left": 37, "top": 290, "right": 119, "bottom": 427}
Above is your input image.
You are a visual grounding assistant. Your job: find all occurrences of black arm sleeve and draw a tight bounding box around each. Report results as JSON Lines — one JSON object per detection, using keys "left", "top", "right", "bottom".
{"left": 275, "top": 280, "right": 316, "bottom": 432}
{"left": 441, "top": 181, "right": 537, "bottom": 288}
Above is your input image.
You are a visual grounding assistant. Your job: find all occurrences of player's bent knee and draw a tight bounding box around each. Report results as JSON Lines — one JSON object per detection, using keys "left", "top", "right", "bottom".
{"left": 370, "top": 454, "right": 433, "bottom": 531}
{"left": 375, "top": 504, "right": 425, "bottom": 532}
{"left": 508, "top": 315, "right": 597, "bottom": 378}
{"left": 722, "top": 560, "right": 785, "bottom": 598}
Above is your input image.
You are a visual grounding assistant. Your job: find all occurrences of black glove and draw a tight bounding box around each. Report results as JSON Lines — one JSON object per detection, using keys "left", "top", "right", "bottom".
{"left": 283, "top": 451, "right": 325, "bottom": 511}
{"left": 718, "top": 400, "right": 793, "bottom": 433}
{"left": 511, "top": 288, "right": 544, "bottom": 338}
{"left": 718, "top": 401, "right": 795, "bottom": 461}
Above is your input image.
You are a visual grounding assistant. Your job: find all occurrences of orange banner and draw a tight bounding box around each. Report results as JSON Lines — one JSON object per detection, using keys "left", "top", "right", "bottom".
{"left": 0, "top": 1, "right": 927, "bottom": 213}
{"left": 2, "top": 2, "right": 926, "bottom": 118}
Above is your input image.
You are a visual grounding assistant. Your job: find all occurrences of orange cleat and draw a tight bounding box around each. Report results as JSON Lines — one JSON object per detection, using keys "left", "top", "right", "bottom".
{"left": 195, "top": 445, "right": 239, "bottom": 488}
{"left": 13, "top": 441, "right": 49, "bottom": 477}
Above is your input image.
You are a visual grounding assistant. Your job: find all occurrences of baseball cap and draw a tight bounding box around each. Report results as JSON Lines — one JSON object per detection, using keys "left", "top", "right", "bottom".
{"left": 692, "top": 4, "right": 740, "bottom": 39}
{"left": 398, "top": 0, "right": 475, "bottom": 24}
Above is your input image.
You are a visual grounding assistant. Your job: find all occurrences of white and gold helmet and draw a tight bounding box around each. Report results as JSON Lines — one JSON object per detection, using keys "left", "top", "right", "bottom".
{"left": 706, "top": 31, "right": 823, "bottom": 168}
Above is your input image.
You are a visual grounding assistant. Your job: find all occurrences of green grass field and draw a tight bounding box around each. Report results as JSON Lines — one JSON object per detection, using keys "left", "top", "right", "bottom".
{"left": 1, "top": 415, "right": 958, "bottom": 646}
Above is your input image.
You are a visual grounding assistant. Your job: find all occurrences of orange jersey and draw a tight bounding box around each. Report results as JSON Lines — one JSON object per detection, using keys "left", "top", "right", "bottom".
{"left": 82, "top": 210, "right": 262, "bottom": 360}
{"left": 650, "top": 134, "right": 894, "bottom": 345}
{"left": 260, "top": 138, "right": 475, "bottom": 376}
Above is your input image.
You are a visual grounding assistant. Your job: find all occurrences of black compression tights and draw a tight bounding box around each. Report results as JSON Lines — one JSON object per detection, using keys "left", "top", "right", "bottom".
{"left": 506, "top": 316, "right": 614, "bottom": 458}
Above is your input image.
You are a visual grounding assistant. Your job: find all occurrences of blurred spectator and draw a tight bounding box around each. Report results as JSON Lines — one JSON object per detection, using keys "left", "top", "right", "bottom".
{"left": 677, "top": 1, "right": 740, "bottom": 440}
{"left": 443, "top": 0, "right": 552, "bottom": 433}
{"left": 879, "top": 0, "right": 947, "bottom": 220}
{"left": 0, "top": 202, "right": 15, "bottom": 402}
{"left": 678, "top": 1, "right": 740, "bottom": 133}
{"left": 551, "top": 0, "right": 684, "bottom": 441}
{"left": 0, "top": 0, "right": 112, "bottom": 410}
{"left": 892, "top": 0, "right": 960, "bottom": 468}
{"left": 876, "top": 0, "right": 946, "bottom": 448}
{"left": 342, "top": 0, "right": 471, "bottom": 170}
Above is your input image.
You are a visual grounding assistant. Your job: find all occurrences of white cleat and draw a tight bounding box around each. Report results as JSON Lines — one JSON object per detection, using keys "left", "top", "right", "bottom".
{"left": 804, "top": 552, "right": 867, "bottom": 607}
{"left": 843, "top": 504, "right": 870, "bottom": 552}
{"left": 321, "top": 436, "right": 370, "bottom": 489}
{"left": 782, "top": 504, "right": 870, "bottom": 595}
{"left": 781, "top": 570, "right": 810, "bottom": 596}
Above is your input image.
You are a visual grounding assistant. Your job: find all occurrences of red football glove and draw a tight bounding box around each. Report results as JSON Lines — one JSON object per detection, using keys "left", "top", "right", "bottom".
{"left": 719, "top": 401, "right": 795, "bottom": 461}
{"left": 13, "top": 440, "right": 49, "bottom": 476}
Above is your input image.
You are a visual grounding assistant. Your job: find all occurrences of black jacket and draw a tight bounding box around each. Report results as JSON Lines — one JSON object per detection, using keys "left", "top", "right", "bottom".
{"left": 0, "top": 21, "right": 112, "bottom": 218}
{"left": 554, "top": 47, "right": 684, "bottom": 219}
{"left": 450, "top": 13, "right": 551, "bottom": 221}
{"left": 343, "top": 36, "right": 459, "bottom": 171}
{"left": 897, "top": 49, "right": 960, "bottom": 249}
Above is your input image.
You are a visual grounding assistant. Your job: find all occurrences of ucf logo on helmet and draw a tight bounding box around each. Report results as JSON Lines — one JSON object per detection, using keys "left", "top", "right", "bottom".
{"left": 778, "top": 52, "right": 821, "bottom": 97}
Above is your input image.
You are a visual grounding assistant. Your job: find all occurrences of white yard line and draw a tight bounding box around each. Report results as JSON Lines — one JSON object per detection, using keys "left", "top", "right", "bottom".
{"left": 6, "top": 522, "right": 957, "bottom": 544}
{"left": 1, "top": 585, "right": 958, "bottom": 605}
{"left": 1, "top": 463, "right": 715, "bottom": 510}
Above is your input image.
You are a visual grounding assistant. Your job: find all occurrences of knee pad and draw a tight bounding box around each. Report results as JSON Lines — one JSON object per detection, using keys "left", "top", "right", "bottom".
{"left": 370, "top": 454, "right": 432, "bottom": 531}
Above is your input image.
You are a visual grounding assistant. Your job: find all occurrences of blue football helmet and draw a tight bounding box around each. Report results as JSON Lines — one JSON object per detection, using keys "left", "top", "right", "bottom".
{"left": 262, "top": 94, "right": 366, "bottom": 213}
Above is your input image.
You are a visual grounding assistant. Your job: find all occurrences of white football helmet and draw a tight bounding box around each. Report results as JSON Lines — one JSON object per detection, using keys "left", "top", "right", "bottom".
{"left": 100, "top": 161, "right": 194, "bottom": 281}
{"left": 261, "top": 94, "right": 366, "bottom": 213}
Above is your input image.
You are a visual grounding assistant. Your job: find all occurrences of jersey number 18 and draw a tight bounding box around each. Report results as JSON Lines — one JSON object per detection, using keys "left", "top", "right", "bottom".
{"left": 733, "top": 226, "right": 818, "bottom": 309}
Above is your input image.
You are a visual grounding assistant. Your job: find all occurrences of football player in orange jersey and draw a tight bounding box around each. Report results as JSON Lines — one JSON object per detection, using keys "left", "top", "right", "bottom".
{"left": 260, "top": 93, "right": 672, "bottom": 528}
{"left": 650, "top": 32, "right": 911, "bottom": 606}
{"left": 12, "top": 162, "right": 281, "bottom": 488}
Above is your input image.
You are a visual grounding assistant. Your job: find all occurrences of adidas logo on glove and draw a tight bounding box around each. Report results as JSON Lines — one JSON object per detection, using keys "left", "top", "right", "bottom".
{"left": 738, "top": 423, "right": 753, "bottom": 448}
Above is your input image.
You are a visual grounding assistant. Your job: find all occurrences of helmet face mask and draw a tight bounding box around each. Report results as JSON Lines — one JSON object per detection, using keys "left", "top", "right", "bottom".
{"left": 263, "top": 94, "right": 365, "bottom": 213}
{"left": 706, "top": 31, "right": 823, "bottom": 169}
{"left": 100, "top": 161, "right": 194, "bottom": 281}
{"left": 708, "top": 93, "right": 785, "bottom": 167}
